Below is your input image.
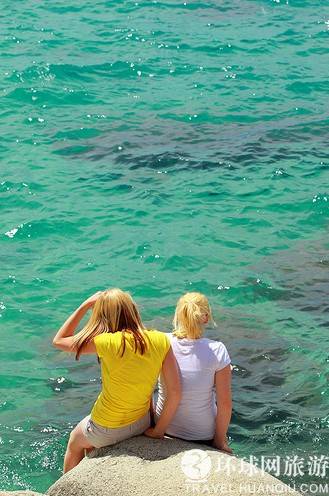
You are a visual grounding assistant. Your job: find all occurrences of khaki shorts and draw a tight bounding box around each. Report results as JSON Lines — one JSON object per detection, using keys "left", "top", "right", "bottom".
{"left": 81, "top": 411, "right": 151, "bottom": 449}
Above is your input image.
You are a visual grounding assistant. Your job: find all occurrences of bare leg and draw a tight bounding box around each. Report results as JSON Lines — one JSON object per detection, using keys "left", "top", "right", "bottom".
{"left": 64, "top": 420, "right": 94, "bottom": 473}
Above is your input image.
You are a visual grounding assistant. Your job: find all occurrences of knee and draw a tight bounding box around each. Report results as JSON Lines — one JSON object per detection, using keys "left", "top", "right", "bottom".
{"left": 67, "top": 430, "right": 78, "bottom": 449}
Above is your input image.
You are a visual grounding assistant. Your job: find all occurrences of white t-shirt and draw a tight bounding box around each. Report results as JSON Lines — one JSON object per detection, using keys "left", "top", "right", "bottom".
{"left": 155, "top": 334, "right": 231, "bottom": 440}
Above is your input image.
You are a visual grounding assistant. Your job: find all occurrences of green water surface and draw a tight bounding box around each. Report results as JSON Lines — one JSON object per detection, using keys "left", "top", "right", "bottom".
{"left": 1, "top": 0, "right": 329, "bottom": 493}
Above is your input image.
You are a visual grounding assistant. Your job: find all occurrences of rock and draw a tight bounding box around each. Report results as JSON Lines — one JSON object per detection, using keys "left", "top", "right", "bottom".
{"left": 47, "top": 436, "right": 301, "bottom": 496}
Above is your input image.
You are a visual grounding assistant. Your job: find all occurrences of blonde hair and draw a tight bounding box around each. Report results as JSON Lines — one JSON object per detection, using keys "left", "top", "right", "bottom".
{"left": 73, "top": 288, "right": 147, "bottom": 360}
{"left": 173, "top": 292, "right": 212, "bottom": 339}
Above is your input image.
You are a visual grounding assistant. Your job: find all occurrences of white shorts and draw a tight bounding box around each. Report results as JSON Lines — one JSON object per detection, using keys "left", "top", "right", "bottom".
{"left": 80, "top": 411, "right": 151, "bottom": 449}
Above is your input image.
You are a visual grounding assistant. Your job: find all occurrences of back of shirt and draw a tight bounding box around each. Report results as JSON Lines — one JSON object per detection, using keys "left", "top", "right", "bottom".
{"left": 91, "top": 329, "right": 170, "bottom": 428}
{"left": 156, "top": 335, "right": 231, "bottom": 440}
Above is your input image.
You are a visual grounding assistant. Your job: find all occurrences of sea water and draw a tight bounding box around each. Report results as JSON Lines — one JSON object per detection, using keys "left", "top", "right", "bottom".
{"left": 1, "top": 0, "right": 328, "bottom": 493}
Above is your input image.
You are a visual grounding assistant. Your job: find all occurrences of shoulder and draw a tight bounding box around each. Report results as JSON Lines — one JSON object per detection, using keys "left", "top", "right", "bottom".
{"left": 145, "top": 329, "right": 170, "bottom": 342}
{"left": 93, "top": 333, "right": 112, "bottom": 358}
{"left": 207, "top": 339, "right": 231, "bottom": 370}
{"left": 145, "top": 330, "right": 171, "bottom": 351}
{"left": 94, "top": 333, "right": 110, "bottom": 346}
{"left": 94, "top": 332, "right": 121, "bottom": 351}
{"left": 191, "top": 337, "right": 224, "bottom": 352}
{"left": 94, "top": 332, "right": 119, "bottom": 345}
{"left": 207, "top": 339, "right": 228, "bottom": 352}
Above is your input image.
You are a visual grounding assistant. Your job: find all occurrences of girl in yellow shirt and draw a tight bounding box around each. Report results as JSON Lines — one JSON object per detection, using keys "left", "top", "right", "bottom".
{"left": 53, "top": 288, "right": 181, "bottom": 473}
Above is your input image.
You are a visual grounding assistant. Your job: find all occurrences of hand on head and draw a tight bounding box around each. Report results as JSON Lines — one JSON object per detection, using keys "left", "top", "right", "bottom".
{"left": 83, "top": 291, "right": 103, "bottom": 309}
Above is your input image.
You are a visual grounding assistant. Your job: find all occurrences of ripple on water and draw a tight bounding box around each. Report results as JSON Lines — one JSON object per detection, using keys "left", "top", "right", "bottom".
{"left": 1, "top": 0, "right": 329, "bottom": 492}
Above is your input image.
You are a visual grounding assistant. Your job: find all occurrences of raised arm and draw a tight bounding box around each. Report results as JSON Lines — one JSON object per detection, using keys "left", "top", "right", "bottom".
{"left": 52, "top": 292, "right": 101, "bottom": 353}
{"left": 144, "top": 347, "right": 181, "bottom": 439}
{"left": 213, "top": 364, "right": 233, "bottom": 454}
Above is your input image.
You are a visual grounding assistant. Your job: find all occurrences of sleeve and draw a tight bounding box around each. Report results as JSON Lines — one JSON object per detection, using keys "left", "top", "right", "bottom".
{"left": 162, "top": 333, "right": 171, "bottom": 358}
{"left": 153, "top": 331, "right": 171, "bottom": 361}
{"left": 213, "top": 342, "right": 231, "bottom": 372}
{"left": 93, "top": 333, "right": 110, "bottom": 358}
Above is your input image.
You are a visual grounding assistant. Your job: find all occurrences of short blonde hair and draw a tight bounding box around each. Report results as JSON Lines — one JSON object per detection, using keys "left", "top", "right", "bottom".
{"left": 173, "top": 292, "right": 212, "bottom": 339}
{"left": 73, "top": 288, "right": 147, "bottom": 359}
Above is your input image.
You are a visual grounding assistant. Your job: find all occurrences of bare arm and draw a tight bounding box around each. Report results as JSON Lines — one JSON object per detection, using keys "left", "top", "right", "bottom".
{"left": 213, "top": 364, "right": 233, "bottom": 453}
{"left": 52, "top": 292, "right": 101, "bottom": 354}
{"left": 144, "top": 348, "right": 181, "bottom": 438}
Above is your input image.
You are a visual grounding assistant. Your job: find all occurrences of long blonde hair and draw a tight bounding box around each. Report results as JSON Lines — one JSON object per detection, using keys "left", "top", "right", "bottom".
{"left": 73, "top": 288, "right": 147, "bottom": 360}
{"left": 173, "top": 292, "right": 212, "bottom": 339}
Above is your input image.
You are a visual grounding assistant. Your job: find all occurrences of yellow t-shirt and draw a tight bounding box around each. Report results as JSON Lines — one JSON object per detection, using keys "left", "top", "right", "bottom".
{"left": 91, "top": 329, "right": 170, "bottom": 428}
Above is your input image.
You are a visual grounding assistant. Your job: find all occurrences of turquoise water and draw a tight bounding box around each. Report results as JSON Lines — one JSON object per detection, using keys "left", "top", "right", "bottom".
{"left": 1, "top": 0, "right": 329, "bottom": 492}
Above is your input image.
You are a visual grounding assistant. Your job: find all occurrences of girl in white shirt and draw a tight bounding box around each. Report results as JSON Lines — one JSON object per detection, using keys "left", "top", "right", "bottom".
{"left": 156, "top": 292, "right": 233, "bottom": 454}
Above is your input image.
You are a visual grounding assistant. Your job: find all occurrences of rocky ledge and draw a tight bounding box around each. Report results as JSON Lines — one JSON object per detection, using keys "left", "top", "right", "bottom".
{"left": 1, "top": 436, "right": 301, "bottom": 496}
